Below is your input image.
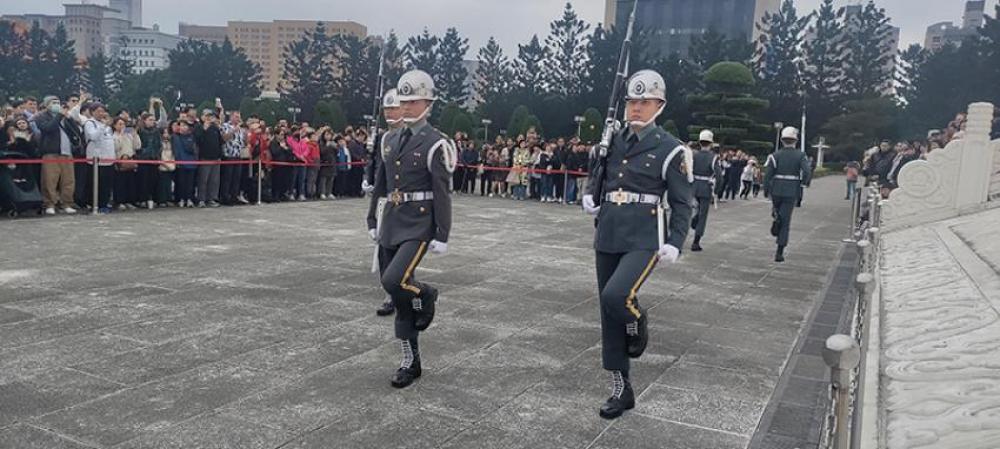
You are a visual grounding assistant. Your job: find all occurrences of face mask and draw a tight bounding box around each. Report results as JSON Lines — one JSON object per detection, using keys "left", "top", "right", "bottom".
{"left": 49, "top": 104, "right": 62, "bottom": 114}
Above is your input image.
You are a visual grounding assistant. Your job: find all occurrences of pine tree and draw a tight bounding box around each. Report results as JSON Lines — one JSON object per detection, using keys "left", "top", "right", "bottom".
{"left": 435, "top": 27, "right": 470, "bottom": 104}
{"left": 655, "top": 53, "right": 702, "bottom": 140}
{"left": 895, "top": 44, "right": 927, "bottom": 106}
{"left": 687, "top": 62, "right": 772, "bottom": 156}
{"left": 544, "top": 2, "right": 590, "bottom": 98}
{"left": 334, "top": 35, "right": 381, "bottom": 124}
{"left": 512, "top": 35, "right": 550, "bottom": 99}
{"left": 382, "top": 31, "right": 405, "bottom": 85}
{"left": 405, "top": 29, "right": 438, "bottom": 72}
{"left": 47, "top": 24, "right": 79, "bottom": 95}
{"left": 0, "top": 21, "right": 30, "bottom": 98}
{"left": 841, "top": 1, "right": 894, "bottom": 99}
{"left": 754, "top": 0, "right": 808, "bottom": 124}
{"left": 802, "top": 0, "right": 848, "bottom": 139}
{"left": 82, "top": 53, "right": 113, "bottom": 102}
{"left": 280, "top": 23, "right": 334, "bottom": 120}
{"left": 474, "top": 36, "right": 513, "bottom": 123}
{"left": 167, "top": 39, "right": 261, "bottom": 108}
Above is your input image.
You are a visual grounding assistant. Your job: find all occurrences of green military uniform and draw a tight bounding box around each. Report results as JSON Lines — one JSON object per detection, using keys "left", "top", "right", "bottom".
{"left": 366, "top": 118, "right": 453, "bottom": 340}
{"left": 690, "top": 148, "right": 719, "bottom": 247}
{"left": 764, "top": 144, "right": 812, "bottom": 261}
{"left": 588, "top": 123, "right": 693, "bottom": 373}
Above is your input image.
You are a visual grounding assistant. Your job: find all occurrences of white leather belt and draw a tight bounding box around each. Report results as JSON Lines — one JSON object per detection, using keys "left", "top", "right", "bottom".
{"left": 774, "top": 175, "right": 800, "bottom": 181}
{"left": 388, "top": 190, "right": 434, "bottom": 205}
{"left": 605, "top": 190, "right": 661, "bottom": 205}
{"left": 693, "top": 175, "right": 715, "bottom": 182}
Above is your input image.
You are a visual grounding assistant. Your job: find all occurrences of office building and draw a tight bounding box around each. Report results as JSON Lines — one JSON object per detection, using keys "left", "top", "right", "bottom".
{"left": 178, "top": 23, "right": 228, "bottom": 45}
{"left": 924, "top": 1, "right": 986, "bottom": 52}
{"left": 118, "top": 25, "right": 183, "bottom": 74}
{"left": 606, "top": 0, "right": 779, "bottom": 58}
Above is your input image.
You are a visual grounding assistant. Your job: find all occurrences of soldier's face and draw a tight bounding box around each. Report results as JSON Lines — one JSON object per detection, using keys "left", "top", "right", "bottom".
{"left": 626, "top": 99, "right": 663, "bottom": 125}
{"left": 384, "top": 107, "right": 403, "bottom": 126}
{"left": 401, "top": 100, "right": 432, "bottom": 122}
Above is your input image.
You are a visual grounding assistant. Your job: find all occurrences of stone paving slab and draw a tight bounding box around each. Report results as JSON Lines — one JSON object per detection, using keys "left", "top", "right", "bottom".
{"left": 0, "top": 177, "right": 849, "bottom": 448}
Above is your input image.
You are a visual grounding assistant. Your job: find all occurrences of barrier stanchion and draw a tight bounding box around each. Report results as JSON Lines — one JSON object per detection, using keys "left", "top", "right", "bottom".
{"left": 91, "top": 157, "right": 99, "bottom": 215}
{"left": 257, "top": 158, "right": 263, "bottom": 206}
{"left": 562, "top": 171, "right": 569, "bottom": 205}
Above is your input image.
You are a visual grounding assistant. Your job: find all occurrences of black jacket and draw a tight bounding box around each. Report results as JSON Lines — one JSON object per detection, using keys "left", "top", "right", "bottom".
{"left": 194, "top": 124, "right": 224, "bottom": 160}
{"left": 34, "top": 111, "right": 83, "bottom": 157}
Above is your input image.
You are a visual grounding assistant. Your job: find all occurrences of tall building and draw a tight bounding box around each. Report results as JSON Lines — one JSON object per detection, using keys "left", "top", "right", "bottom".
{"left": 225, "top": 20, "right": 366, "bottom": 93}
{"left": 109, "top": 0, "right": 141, "bottom": 28}
{"left": 178, "top": 23, "right": 227, "bottom": 45}
{"left": 118, "top": 25, "right": 182, "bottom": 74}
{"left": 608, "top": 0, "right": 779, "bottom": 58}
{"left": 924, "top": 0, "right": 986, "bottom": 52}
{"left": 2, "top": 1, "right": 144, "bottom": 62}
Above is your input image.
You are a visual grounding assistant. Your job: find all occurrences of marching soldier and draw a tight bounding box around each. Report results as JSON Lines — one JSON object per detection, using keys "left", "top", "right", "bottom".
{"left": 764, "top": 126, "right": 812, "bottom": 263}
{"left": 690, "top": 130, "right": 720, "bottom": 252}
{"left": 368, "top": 88, "right": 406, "bottom": 317}
{"left": 365, "top": 70, "right": 456, "bottom": 388}
{"left": 582, "top": 70, "right": 693, "bottom": 419}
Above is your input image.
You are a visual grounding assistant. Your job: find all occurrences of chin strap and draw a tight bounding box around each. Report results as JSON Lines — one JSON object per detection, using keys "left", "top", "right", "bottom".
{"left": 628, "top": 103, "right": 666, "bottom": 129}
{"left": 403, "top": 104, "right": 433, "bottom": 124}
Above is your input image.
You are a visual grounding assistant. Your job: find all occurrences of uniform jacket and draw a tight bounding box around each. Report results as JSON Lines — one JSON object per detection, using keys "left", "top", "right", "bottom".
{"left": 587, "top": 125, "right": 694, "bottom": 252}
{"left": 691, "top": 148, "right": 719, "bottom": 199}
{"left": 366, "top": 120, "right": 453, "bottom": 247}
{"left": 764, "top": 147, "right": 812, "bottom": 198}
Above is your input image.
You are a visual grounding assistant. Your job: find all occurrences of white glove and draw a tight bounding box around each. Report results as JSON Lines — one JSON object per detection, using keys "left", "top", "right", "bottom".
{"left": 429, "top": 240, "right": 448, "bottom": 255}
{"left": 582, "top": 194, "right": 600, "bottom": 215}
{"left": 657, "top": 244, "right": 680, "bottom": 265}
{"left": 361, "top": 179, "right": 375, "bottom": 194}
{"left": 368, "top": 228, "right": 377, "bottom": 241}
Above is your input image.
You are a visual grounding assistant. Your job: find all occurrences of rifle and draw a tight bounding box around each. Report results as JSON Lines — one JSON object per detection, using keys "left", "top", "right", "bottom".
{"left": 591, "top": 0, "right": 639, "bottom": 207}
{"left": 364, "top": 42, "right": 388, "bottom": 190}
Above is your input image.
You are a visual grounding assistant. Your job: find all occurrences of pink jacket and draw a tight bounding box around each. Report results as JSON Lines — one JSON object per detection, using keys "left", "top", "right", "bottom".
{"left": 287, "top": 136, "right": 309, "bottom": 162}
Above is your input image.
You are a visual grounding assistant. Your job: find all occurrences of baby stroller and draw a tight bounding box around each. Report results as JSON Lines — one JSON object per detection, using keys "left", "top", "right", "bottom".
{"left": 0, "top": 151, "right": 43, "bottom": 217}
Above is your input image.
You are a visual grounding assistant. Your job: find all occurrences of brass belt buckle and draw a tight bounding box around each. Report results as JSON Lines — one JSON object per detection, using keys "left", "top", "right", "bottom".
{"left": 611, "top": 189, "right": 627, "bottom": 206}
{"left": 389, "top": 190, "right": 403, "bottom": 206}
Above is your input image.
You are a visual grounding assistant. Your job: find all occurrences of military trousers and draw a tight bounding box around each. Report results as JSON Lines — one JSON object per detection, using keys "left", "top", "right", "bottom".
{"left": 378, "top": 240, "right": 431, "bottom": 340}
{"left": 692, "top": 196, "right": 712, "bottom": 239}
{"left": 771, "top": 195, "right": 797, "bottom": 247}
{"left": 596, "top": 250, "right": 658, "bottom": 371}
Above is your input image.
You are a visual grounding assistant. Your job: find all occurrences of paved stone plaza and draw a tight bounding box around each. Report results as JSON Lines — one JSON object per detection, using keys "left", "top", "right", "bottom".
{"left": 0, "top": 177, "right": 848, "bottom": 449}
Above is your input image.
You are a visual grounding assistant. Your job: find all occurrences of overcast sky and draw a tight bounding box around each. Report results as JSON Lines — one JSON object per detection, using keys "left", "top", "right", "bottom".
{"left": 2, "top": 0, "right": 996, "bottom": 55}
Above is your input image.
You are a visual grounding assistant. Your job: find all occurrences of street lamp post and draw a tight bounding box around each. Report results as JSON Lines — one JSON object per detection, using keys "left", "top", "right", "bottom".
{"left": 287, "top": 107, "right": 301, "bottom": 123}
{"left": 481, "top": 119, "right": 492, "bottom": 143}
{"left": 774, "top": 121, "right": 784, "bottom": 152}
{"left": 574, "top": 115, "right": 585, "bottom": 139}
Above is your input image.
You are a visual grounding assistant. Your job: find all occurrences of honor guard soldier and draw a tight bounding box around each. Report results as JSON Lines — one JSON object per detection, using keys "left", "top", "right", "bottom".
{"left": 368, "top": 88, "right": 407, "bottom": 317}
{"left": 763, "top": 126, "right": 812, "bottom": 263}
{"left": 365, "top": 70, "right": 456, "bottom": 388}
{"left": 582, "top": 69, "right": 693, "bottom": 419}
{"left": 690, "top": 129, "right": 720, "bottom": 252}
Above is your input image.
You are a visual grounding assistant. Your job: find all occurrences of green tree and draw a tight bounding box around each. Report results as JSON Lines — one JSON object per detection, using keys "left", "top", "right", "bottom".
{"left": 451, "top": 111, "right": 474, "bottom": 135}
{"left": 544, "top": 2, "right": 590, "bottom": 98}
{"left": 841, "top": 1, "right": 894, "bottom": 99}
{"left": 580, "top": 107, "right": 602, "bottom": 143}
{"left": 280, "top": 23, "right": 334, "bottom": 121}
{"left": 382, "top": 31, "right": 406, "bottom": 85}
{"left": 582, "top": 25, "right": 655, "bottom": 115}
{"left": 755, "top": 0, "right": 807, "bottom": 124}
{"left": 822, "top": 97, "right": 900, "bottom": 161}
{"left": 405, "top": 28, "right": 438, "bottom": 71}
{"left": 802, "top": 0, "right": 848, "bottom": 137}
{"left": 687, "top": 62, "right": 772, "bottom": 156}
{"left": 689, "top": 29, "right": 753, "bottom": 70}
{"left": 315, "top": 99, "right": 347, "bottom": 130}
{"left": 512, "top": 35, "right": 550, "bottom": 99}
{"left": 81, "top": 53, "right": 114, "bottom": 102}
{"left": 241, "top": 98, "right": 293, "bottom": 124}
{"left": 895, "top": 44, "right": 927, "bottom": 107}
{"left": 46, "top": 24, "right": 79, "bottom": 95}
{"left": 435, "top": 27, "right": 470, "bottom": 104}
{"left": 474, "top": 36, "right": 513, "bottom": 124}
{"left": 114, "top": 69, "right": 170, "bottom": 112}
{"left": 168, "top": 39, "right": 261, "bottom": 107}
{"left": 334, "top": 34, "right": 381, "bottom": 124}
{"left": 507, "top": 105, "right": 532, "bottom": 137}
{"left": 0, "top": 21, "right": 30, "bottom": 98}
{"left": 655, "top": 54, "right": 702, "bottom": 140}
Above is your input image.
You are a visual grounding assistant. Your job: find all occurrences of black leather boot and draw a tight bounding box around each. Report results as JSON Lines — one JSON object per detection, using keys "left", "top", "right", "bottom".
{"left": 599, "top": 371, "right": 635, "bottom": 420}
{"left": 375, "top": 295, "right": 395, "bottom": 317}
{"left": 691, "top": 236, "right": 703, "bottom": 252}
{"left": 775, "top": 245, "right": 786, "bottom": 263}
{"left": 413, "top": 286, "right": 438, "bottom": 331}
{"left": 390, "top": 339, "right": 422, "bottom": 388}
{"left": 625, "top": 314, "right": 648, "bottom": 358}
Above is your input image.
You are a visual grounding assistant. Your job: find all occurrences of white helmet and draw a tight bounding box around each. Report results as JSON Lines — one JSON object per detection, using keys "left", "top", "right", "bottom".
{"left": 397, "top": 70, "right": 437, "bottom": 102}
{"left": 382, "top": 88, "right": 400, "bottom": 109}
{"left": 698, "top": 129, "right": 714, "bottom": 143}
{"left": 781, "top": 126, "right": 799, "bottom": 141}
{"left": 625, "top": 70, "right": 666, "bottom": 102}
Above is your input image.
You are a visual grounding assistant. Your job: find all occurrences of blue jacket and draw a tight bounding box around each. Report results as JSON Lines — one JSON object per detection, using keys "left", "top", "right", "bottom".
{"left": 172, "top": 133, "right": 197, "bottom": 170}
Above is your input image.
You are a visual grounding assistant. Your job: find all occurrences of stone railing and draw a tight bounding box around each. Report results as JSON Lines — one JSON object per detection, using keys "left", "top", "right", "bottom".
{"left": 882, "top": 102, "right": 997, "bottom": 231}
